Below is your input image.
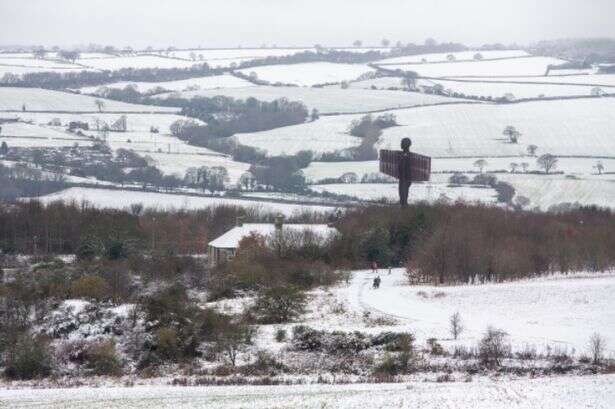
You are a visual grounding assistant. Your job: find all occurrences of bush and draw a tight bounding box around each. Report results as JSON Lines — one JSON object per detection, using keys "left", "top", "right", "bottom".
{"left": 155, "top": 327, "right": 180, "bottom": 361}
{"left": 71, "top": 275, "right": 111, "bottom": 301}
{"left": 472, "top": 173, "right": 498, "bottom": 187}
{"left": 4, "top": 334, "right": 53, "bottom": 380}
{"left": 478, "top": 327, "right": 510, "bottom": 368}
{"left": 449, "top": 173, "right": 469, "bottom": 185}
{"left": 372, "top": 332, "right": 415, "bottom": 352}
{"left": 373, "top": 351, "right": 413, "bottom": 376}
{"left": 291, "top": 326, "right": 371, "bottom": 354}
{"left": 85, "top": 340, "right": 123, "bottom": 376}
{"left": 275, "top": 328, "right": 287, "bottom": 342}
{"left": 427, "top": 338, "right": 446, "bottom": 356}
{"left": 252, "top": 286, "right": 307, "bottom": 324}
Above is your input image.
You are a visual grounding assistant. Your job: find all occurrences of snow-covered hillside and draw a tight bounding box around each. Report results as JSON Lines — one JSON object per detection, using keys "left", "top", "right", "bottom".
{"left": 236, "top": 62, "right": 376, "bottom": 86}
{"left": 157, "top": 85, "right": 465, "bottom": 114}
{"left": 329, "top": 269, "right": 615, "bottom": 354}
{"left": 0, "top": 88, "right": 178, "bottom": 113}
{"left": 78, "top": 74, "right": 256, "bottom": 95}
{"left": 383, "top": 56, "right": 567, "bottom": 78}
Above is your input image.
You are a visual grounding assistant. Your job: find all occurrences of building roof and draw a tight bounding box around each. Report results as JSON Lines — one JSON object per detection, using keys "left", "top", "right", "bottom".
{"left": 208, "top": 223, "right": 338, "bottom": 249}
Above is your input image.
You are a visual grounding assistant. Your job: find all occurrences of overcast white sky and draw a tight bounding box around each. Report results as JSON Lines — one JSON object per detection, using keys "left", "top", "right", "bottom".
{"left": 1, "top": 0, "right": 614, "bottom": 49}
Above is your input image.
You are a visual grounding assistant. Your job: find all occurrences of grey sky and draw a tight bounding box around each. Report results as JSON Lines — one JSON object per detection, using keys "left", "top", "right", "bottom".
{"left": 1, "top": 0, "right": 613, "bottom": 49}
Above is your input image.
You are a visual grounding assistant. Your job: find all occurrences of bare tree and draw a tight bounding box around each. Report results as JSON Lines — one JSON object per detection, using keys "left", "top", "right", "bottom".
{"left": 588, "top": 333, "right": 607, "bottom": 365}
{"left": 478, "top": 327, "right": 510, "bottom": 368}
{"left": 449, "top": 312, "right": 464, "bottom": 340}
{"left": 537, "top": 154, "right": 558, "bottom": 174}
{"left": 94, "top": 99, "right": 105, "bottom": 113}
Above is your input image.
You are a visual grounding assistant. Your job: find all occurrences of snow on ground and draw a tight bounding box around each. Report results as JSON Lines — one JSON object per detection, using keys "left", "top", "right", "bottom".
{"left": 303, "top": 161, "right": 380, "bottom": 182}
{"left": 496, "top": 173, "right": 615, "bottom": 209}
{"left": 0, "top": 65, "right": 92, "bottom": 77}
{"left": 76, "top": 55, "right": 204, "bottom": 70}
{"left": 310, "top": 183, "right": 497, "bottom": 204}
{"left": 144, "top": 152, "right": 250, "bottom": 183}
{"left": 0, "top": 122, "right": 93, "bottom": 148}
{"left": 150, "top": 47, "right": 314, "bottom": 61}
{"left": 304, "top": 157, "right": 613, "bottom": 183}
{"left": 377, "top": 98, "right": 615, "bottom": 158}
{"left": 0, "top": 88, "right": 178, "bottom": 113}
{"left": 16, "top": 112, "right": 193, "bottom": 133}
{"left": 32, "top": 187, "right": 338, "bottom": 216}
{"left": 0, "top": 57, "right": 83, "bottom": 69}
{"left": 237, "top": 98, "right": 615, "bottom": 159}
{"left": 375, "top": 49, "right": 531, "bottom": 65}
{"left": 159, "top": 85, "right": 466, "bottom": 114}
{"left": 2, "top": 376, "right": 614, "bottom": 408}
{"left": 236, "top": 62, "right": 376, "bottom": 86}
{"left": 336, "top": 76, "right": 407, "bottom": 90}
{"left": 423, "top": 78, "right": 608, "bottom": 99}
{"left": 382, "top": 56, "right": 568, "bottom": 78}
{"left": 466, "top": 74, "right": 615, "bottom": 87}
{"left": 330, "top": 269, "right": 615, "bottom": 356}
{"left": 78, "top": 74, "right": 255, "bottom": 95}
{"left": 235, "top": 114, "right": 362, "bottom": 155}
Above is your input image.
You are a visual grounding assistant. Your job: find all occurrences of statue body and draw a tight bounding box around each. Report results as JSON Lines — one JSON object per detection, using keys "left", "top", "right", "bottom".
{"left": 379, "top": 137, "right": 431, "bottom": 207}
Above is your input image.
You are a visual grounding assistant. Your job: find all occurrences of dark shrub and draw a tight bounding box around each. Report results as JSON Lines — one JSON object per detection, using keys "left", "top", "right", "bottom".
{"left": 253, "top": 286, "right": 307, "bottom": 324}
{"left": 85, "top": 340, "right": 123, "bottom": 376}
{"left": 4, "top": 334, "right": 53, "bottom": 380}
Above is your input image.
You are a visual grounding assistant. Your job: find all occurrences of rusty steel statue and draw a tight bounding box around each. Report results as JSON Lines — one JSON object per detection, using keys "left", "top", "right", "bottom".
{"left": 379, "top": 138, "right": 431, "bottom": 206}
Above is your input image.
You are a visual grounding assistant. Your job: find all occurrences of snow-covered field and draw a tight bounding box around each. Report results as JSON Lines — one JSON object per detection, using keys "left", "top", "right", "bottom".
{"left": 310, "top": 183, "right": 497, "bottom": 204}
{"left": 160, "top": 85, "right": 465, "bottom": 114}
{"left": 2, "top": 376, "right": 614, "bottom": 408}
{"left": 423, "top": 78, "right": 608, "bottom": 99}
{"left": 382, "top": 56, "right": 567, "bottom": 78}
{"left": 376, "top": 49, "right": 530, "bottom": 65}
{"left": 144, "top": 152, "right": 250, "bottom": 182}
{"left": 0, "top": 57, "right": 83, "bottom": 69}
{"left": 234, "top": 114, "right": 362, "bottom": 155}
{"left": 78, "top": 74, "right": 255, "bottom": 95}
{"left": 15, "top": 112, "right": 192, "bottom": 133}
{"left": 496, "top": 173, "right": 615, "bottom": 209}
{"left": 149, "top": 47, "right": 314, "bottom": 61}
{"left": 76, "top": 55, "right": 204, "bottom": 70}
{"left": 236, "top": 62, "right": 376, "bottom": 86}
{"left": 235, "top": 97, "right": 615, "bottom": 158}
{"left": 0, "top": 88, "right": 178, "bottom": 113}
{"left": 305, "top": 157, "right": 615, "bottom": 183}
{"left": 377, "top": 98, "right": 615, "bottom": 158}
{"left": 32, "top": 187, "right": 338, "bottom": 216}
{"left": 0, "top": 122, "right": 93, "bottom": 148}
{"left": 467, "top": 73, "right": 615, "bottom": 87}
